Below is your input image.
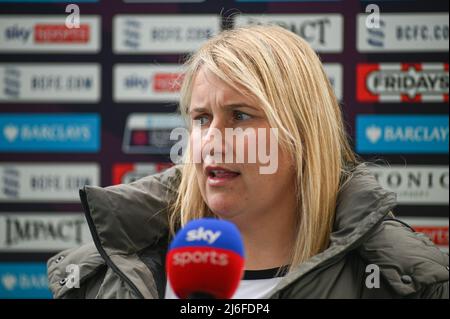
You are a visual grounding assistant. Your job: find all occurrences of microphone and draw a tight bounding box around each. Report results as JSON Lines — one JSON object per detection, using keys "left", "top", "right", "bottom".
{"left": 166, "top": 218, "right": 245, "bottom": 299}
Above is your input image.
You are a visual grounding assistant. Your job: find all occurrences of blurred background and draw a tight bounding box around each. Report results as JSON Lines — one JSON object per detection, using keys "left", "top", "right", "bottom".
{"left": 0, "top": 0, "right": 448, "bottom": 298}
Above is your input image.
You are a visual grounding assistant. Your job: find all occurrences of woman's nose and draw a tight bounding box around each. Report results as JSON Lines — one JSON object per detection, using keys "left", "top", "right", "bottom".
{"left": 204, "top": 117, "right": 226, "bottom": 141}
{"left": 202, "top": 118, "right": 231, "bottom": 160}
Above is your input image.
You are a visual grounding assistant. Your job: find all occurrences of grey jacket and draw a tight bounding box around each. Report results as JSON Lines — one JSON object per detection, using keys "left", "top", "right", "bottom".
{"left": 47, "top": 164, "right": 449, "bottom": 299}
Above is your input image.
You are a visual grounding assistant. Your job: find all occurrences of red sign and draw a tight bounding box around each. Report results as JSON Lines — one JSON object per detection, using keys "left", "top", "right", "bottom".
{"left": 153, "top": 73, "right": 184, "bottom": 92}
{"left": 356, "top": 63, "right": 449, "bottom": 103}
{"left": 413, "top": 225, "right": 449, "bottom": 247}
{"left": 35, "top": 24, "right": 90, "bottom": 43}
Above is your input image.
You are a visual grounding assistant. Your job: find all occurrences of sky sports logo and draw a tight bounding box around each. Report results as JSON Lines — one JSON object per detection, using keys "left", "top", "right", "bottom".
{"left": 186, "top": 227, "right": 222, "bottom": 245}
{"left": 171, "top": 227, "right": 226, "bottom": 267}
{"left": 123, "top": 72, "right": 182, "bottom": 93}
{"left": 114, "top": 64, "right": 183, "bottom": 102}
{"left": 0, "top": 263, "right": 51, "bottom": 299}
{"left": 0, "top": 16, "right": 100, "bottom": 53}
{"left": 0, "top": 114, "right": 100, "bottom": 152}
{"left": 5, "top": 23, "right": 90, "bottom": 43}
{"left": 357, "top": 63, "right": 449, "bottom": 103}
{"left": 172, "top": 250, "right": 229, "bottom": 267}
{"left": 356, "top": 115, "right": 449, "bottom": 154}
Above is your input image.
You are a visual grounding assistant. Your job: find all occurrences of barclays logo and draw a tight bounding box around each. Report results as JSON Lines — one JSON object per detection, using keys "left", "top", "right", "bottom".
{"left": 365, "top": 125, "right": 448, "bottom": 144}
{"left": 3, "top": 124, "right": 19, "bottom": 142}
{"left": 357, "top": 115, "right": 449, "bottom": 154}
{"left": 365, "top": 125, "right": 382, "bottom": 144}
{"left": 0, "top": 263, "right": 51, "bottom": 299}
{"left": 0, "top": 114, "right": 100, "bottom": 153}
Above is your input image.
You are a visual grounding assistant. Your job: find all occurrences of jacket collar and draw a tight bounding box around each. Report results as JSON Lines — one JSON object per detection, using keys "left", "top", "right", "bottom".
{"left": 81, "top": 167, "right": 180, "bottom": 256}
{"left": 267, "top": 163, "right": 398, "bottom": 296}
{"left": 331, "top": 163, "right": 397, "bottom": 247}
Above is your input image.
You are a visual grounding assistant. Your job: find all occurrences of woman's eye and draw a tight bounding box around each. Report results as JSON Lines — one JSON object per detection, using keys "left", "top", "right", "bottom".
{"left": 193, "top": 115, "right": 209, "bottom": 126}
{"left": 233, "top": 111, "right": 251, "bottom": 121}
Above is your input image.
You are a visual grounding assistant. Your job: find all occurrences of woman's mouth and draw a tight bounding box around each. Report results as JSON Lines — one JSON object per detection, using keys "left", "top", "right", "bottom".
{"left": 205, "top": 166, "right": 241, "bottom": 187}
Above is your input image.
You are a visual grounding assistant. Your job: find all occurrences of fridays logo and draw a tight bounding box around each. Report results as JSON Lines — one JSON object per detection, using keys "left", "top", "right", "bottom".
{"left": 357, "top": 63, "right": 449, "bottom": 103}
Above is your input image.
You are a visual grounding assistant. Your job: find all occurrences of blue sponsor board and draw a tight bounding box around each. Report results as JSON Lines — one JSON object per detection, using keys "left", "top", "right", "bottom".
{"left": 0, "top": 114, "right": 100, "bottom": 153}
{"left": 0, "top": 263, "right": 52, "bottom": 299}
{"left": 356, "top": 115, "right": 449, "bottom": 154}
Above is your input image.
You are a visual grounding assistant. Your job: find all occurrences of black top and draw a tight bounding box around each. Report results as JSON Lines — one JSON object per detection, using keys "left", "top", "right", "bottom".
{"left": 243, "top": 266, "right": 289, "bottom": 280}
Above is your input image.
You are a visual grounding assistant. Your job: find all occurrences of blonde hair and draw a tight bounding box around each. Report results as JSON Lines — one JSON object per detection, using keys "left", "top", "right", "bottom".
{"left": 170, "top": 25, "right": 357, "bottom": 272}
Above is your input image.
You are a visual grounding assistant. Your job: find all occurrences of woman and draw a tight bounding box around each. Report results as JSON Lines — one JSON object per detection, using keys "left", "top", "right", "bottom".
{"left": 48, "top": 25, "right": 448, "bottom": 299}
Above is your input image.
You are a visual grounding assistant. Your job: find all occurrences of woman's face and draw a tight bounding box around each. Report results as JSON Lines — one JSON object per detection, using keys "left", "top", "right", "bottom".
{"left": 189, "top": 67, "right": 296, "bottom": 223}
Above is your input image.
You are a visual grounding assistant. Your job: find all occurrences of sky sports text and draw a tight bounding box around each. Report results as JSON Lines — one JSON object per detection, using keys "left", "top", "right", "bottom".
{"left": 172, "top": 226, "right": 227, "bottom": 267}
{"left": 172, "top": 250, "right": 229, "bottom": 267}
{"left": 186, "top": 226, "right": 221, "bottom": 245}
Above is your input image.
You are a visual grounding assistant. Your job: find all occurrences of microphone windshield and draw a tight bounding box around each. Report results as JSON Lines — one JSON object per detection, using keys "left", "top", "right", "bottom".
{"left": 166, "top": 218, "right": 245, "bottom": 299}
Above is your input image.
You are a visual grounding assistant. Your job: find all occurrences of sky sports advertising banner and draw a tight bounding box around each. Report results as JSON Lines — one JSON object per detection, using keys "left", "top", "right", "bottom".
{"left": 0, "top": 0, "right": 448, "bottom": 299}
{"left": 0, "top": 16, "right": 101, "bottom": 53}
{"left": 113, "top": 63, "right": 343, "bottom": 102}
